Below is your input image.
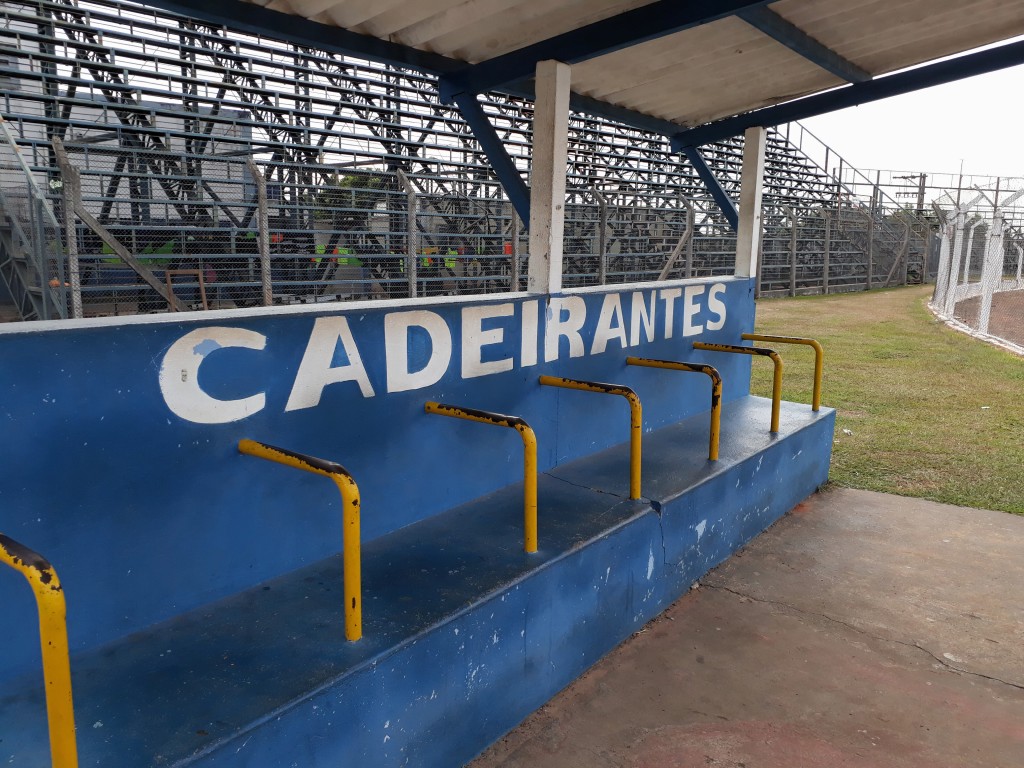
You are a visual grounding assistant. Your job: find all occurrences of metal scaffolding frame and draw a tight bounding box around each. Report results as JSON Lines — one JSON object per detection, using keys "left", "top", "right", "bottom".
{"left": 0, "top": 0, "right": 933, "bottom": 320}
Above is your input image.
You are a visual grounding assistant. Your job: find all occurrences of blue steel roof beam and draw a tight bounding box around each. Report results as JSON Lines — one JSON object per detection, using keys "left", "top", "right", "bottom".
{"left": 680, "top": 146, "right": 739, "bottom": 231}
{"left": 735, "top": 6, "right": 870, "bottom": 83}
{"left": 439, "top": 0, "right": 774, "bottom": 101}
{"left": 448, "top": 91, "right": 532, "bottom": 227}
{"left": 672, "top": 39, "right": 1024, "bottom": 149}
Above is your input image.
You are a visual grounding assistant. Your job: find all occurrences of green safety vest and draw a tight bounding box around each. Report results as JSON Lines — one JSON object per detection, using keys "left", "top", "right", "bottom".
{"left": 313, "top": 246, "right": 362, "bottom": 266}
{"left": 101, "top": 238, "right": 175, "bottom": 265}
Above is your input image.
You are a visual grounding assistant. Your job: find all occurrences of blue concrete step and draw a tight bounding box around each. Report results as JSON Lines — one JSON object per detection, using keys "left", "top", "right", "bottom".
{"left": 0, "top": 396, "right": 833, "bottom": 767}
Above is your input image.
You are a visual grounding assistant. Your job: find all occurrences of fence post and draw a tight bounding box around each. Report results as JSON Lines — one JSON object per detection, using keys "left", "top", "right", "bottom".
{"left": 932, "top": 215, "right": 953, "bottom": 308}
{"left": 32, "top": 197, "right": 50, "bottom": 320}
{"left": 684, "top": 202, "right": 695, "bottom": 279}
{"left": 244, "top": 158, "right": 272, "bottom": 307}
{"left": 593, "top": 188, "right": 608, "bottom": 285}
{"left": 511, "top": 209, "right": 521, "bottom": 291}
{"left": 960, "top": 217, "right": 982, "bottom": 286}
{"left": 788, "top": 206, "right": 797, "bottom": 297}
{"left": 396, "top": 169, "right": 418, "bottom": 298}
{"left": 59, "top": 163, "right": 83, "bottom": 319}
{"left": 865, "top": 210, "right": 874, "bottom": 291}
{"left": 52, "top": 137, "right": 185, "bottom": 311}
{"left": 900, "top": 221, "right": 911, "bottom": 285}
{"left": 822, "top": 211, "right": 831, "bottom": 295}
{"left": 978, "top": 210, "right": 1004, "bottom": 335}
{"left": 945, "top": 209, "right": 970, "bottom": 310}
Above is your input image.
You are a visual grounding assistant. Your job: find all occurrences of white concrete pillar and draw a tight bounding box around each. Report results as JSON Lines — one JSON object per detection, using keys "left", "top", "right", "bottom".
{"left": 961, "top": 218, "right": 982, "bottom": 285}
{"left": 528, "top": 60, "right": 571, "bottom": 294}
{"left": 734, "top": 126, "right": 767, "bottom": 279}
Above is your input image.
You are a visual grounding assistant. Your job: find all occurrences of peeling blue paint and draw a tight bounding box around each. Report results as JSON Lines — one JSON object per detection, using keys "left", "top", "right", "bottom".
{"left": 193, "top": 338, "right": 223, "bottom": 357}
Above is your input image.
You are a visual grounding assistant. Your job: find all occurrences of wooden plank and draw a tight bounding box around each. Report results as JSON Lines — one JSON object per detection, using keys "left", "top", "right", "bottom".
{"left": 73, "top": 206, "right": 187, "bottom": 312}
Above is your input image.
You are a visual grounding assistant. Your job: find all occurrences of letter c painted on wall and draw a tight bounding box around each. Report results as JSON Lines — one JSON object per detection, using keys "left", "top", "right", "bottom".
{"left": 159, "top": 327, "right": 267, "bottom": 424}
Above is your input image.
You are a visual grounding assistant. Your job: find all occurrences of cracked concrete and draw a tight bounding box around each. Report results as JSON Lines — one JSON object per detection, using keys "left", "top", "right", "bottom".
{"left": 543, "top": 470, "right": 633, "bottom": 500}
{"left": 700, "top": 582, "right": 1024, "bottom": 693}
{"left": 470, "top": 487, "right": 1024, "bottom": 768}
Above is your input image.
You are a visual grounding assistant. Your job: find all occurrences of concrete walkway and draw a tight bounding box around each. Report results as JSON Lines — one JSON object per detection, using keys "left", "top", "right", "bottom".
{"left": 470, "top": 488, "right": 1024, "bottom": 767}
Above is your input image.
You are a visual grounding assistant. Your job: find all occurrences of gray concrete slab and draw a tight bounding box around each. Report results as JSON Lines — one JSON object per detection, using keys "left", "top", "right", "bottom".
{"left": 470, "top": 488, "right": 1024, "bottom": 768}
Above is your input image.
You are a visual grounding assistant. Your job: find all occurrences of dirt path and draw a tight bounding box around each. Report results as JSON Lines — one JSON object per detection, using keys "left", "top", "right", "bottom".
{"left": 954, "top": 289, "right": 1024, "bottom": 347}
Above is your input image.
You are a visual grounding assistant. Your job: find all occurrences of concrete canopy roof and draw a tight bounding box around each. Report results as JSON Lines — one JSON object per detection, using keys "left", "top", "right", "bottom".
{"left": 145, "top": 0, "right": 1024, "bottom": 143}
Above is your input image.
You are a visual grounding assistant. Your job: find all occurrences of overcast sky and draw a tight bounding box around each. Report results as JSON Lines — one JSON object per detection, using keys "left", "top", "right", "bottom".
{"left": 798, "top": 62, "right": 1024, "bottom": 179}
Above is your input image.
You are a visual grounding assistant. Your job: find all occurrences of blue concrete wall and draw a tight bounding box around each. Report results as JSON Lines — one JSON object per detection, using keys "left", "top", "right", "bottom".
{"left": 177, "top": 404, "right": 836, "bottom": 767}
{"left": 0, "top": 277, "right": 756, "bottom": 684}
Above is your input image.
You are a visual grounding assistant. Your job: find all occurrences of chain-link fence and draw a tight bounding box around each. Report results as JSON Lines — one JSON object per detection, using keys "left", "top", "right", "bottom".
{"left": 758, "top": 204, "right": 930, "bottom": 297}
{"left": 931, "top": 185, "right": 1024, "bottom": 354}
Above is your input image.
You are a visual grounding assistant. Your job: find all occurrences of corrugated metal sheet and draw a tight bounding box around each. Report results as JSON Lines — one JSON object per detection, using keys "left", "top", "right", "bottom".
{"left": 250, "top": 0, "right": 1024, "bottom": 127}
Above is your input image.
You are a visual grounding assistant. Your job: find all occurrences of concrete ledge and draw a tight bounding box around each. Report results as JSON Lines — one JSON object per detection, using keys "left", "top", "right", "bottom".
{"left": 0, "top": 397, "right": 833, "bottom": 767}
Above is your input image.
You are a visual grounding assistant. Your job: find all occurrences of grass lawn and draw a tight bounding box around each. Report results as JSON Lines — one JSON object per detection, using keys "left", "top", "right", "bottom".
{"left": 749, "top": 285, "right": 1024, "bottom": 514}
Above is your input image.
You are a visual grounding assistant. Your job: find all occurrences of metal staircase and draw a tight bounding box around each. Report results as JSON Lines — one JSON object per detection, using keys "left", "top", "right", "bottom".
{"left": 0, "top": 135, "right": 66, "bottom": 321}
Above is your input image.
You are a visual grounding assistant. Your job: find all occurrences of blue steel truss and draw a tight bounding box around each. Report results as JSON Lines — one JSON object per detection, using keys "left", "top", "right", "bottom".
{"left": 735, "top": 6, "right": 870, "bottom": 83}
{"left": 0, "top": 0, "right": 942, "bottom": 319}
{"left": 131, "top": 0, "right": 1024, "bottom": 239}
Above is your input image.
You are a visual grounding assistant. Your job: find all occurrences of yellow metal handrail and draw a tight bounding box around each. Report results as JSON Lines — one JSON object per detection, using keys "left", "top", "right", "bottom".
{"left": 741, "top": 333, "right": 824, "bottom": 411}
{"left": 0, "top": 534, "right": 78, "bottom": 768}
{"left": 238, "top": 439, "right": 362, "bottom": 642}
{"left": 424, "top": 402, "right": 539, "bottom": 553}
{"left": 693, "top": 342, "right": 783, "bottom": 433}
{"left": 539, "top": 375, "right": 643, "bottom": 499}
{"left": 626, "top": 357, "right": 722, "bottom": 461}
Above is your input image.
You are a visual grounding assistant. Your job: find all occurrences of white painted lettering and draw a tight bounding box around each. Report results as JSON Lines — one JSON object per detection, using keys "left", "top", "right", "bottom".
{"left": 384, "top": 310, "right": 453, "bottom": 393}
{"left": 659, "top": 288, "right": 682, "bottom": 339}
{"left": 629, "top": 291, "right": 656, "bottom": 347}
{"left": 285, "top": 317, "right": 374, "bottom": 411}
{"left": 591, "top": 293, "right": 627, "bottom": 355}
{"left": 706, "top": 283, "right": 727, "bottom": 330}
{"left": 544, "top": 297, "right": 587, "bottom": 362}
{"left": 683, "top": 285, "right": 706, "bottom": 337}
{"left": 462, "top": 304, "right": 514, "bottom": 378}
{"left": 159, "top": 327, "right": 266, "bottom": 424}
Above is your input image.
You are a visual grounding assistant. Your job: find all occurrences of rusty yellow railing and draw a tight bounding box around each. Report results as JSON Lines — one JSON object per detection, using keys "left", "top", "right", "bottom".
{"left": 424, "top": 402, "right": 538, "bottom": 553}
{"left": 693, "top": 342, "right": 783, "bottom": 433}
{"left": 741, "top": 333, "right": 824, "bottom": 411}
{"left": 626, "top": 358, "right": 722, "bottom": 461}
{"left": 238, "top": 439, "right": 362, "bottom": 642}
{"left": 0, "top": 534, "right": 78, "bottom": 768}
{"left": 539, "top": 375, "right": 643, "bottom": 499}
